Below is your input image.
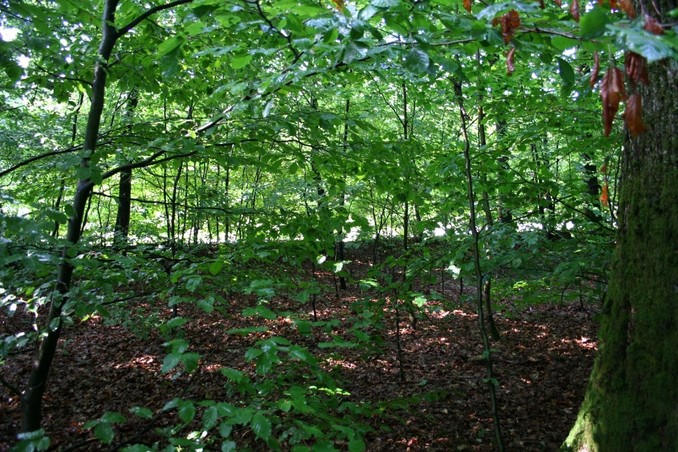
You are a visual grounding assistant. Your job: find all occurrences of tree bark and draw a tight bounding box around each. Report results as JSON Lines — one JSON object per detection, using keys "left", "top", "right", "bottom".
{"left": 114, "top": 90, "right": 139, "bottom": 247}
{"left": 21, "top": 0, "right": 121, "bottom": 432}
{"left": 564, "top": 3, "right": 678, "bottom": 448}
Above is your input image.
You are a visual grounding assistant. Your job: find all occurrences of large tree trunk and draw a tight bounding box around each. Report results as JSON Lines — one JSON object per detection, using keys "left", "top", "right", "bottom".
{"left": 564, "top": 3, "right": 678, "bottom": 449}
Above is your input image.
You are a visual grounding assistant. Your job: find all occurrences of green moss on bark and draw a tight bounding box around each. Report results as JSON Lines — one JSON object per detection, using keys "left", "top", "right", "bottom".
{"left": 564, "top": 25, "right": 678, "bottom": 452}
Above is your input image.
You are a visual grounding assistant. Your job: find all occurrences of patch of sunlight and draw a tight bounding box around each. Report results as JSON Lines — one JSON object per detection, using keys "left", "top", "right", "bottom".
{"left": 114, "top": 354, "right": 158, "bottom": 371}
{"left": 452, "top": 309, "right": 476, "bottom": 318}
{"left": 561, "top": 337, "right": 597, "bottom": 350}
{"left": 326, "top": 357, "right": 357, "bottom": 370}
{"left": 203, "top": 363, "right": 222, "bottom": 372}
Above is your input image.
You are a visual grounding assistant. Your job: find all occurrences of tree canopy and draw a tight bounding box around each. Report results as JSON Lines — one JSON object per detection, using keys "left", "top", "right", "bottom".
{"left": 1, "top": 0, "right": 676, "bottom": 449}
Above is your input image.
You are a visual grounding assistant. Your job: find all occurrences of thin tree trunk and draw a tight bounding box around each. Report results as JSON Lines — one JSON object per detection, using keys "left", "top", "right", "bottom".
{"left": 114, "top": 90, "right": 139, "bottom": 247}
{"left": 21, "top": 0, "right": 120, "bottom": 432}
{"left": 454, "top": 78, "right": 505, "bottom": 452}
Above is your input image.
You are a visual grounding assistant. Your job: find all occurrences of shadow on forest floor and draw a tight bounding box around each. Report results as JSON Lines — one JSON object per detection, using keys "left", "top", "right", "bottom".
{"left": 1, "top": 250, "right": 598, "bottom": 451}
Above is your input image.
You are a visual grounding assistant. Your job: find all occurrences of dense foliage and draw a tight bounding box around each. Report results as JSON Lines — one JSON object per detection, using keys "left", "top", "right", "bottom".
{"left": 1, "top": 0, "right": 676, "bottom": 449}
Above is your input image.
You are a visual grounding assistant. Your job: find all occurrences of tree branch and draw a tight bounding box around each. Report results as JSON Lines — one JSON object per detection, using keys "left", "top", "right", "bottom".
{"left": 0, "top": 146, "right": 83, "bottom": 179}
{"left": 34, "top": 63, "right": 93, "bottom": 87}
{"left": 117, "top": 0, "right": 194, "bottom": 37}
{"left": 92, "top": 150, "right": 196, "bottom": 189}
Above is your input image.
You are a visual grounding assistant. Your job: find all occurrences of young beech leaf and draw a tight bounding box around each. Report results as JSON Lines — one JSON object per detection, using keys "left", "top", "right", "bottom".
{"left": 494, "top": 10, "right": 520, "bottom": 44}
{"left": 230, "top": 54, "right": 252, "bottom": 69}
{"left": 601, "top": 66, "right": 627, "bottom": 136}
{"left": 570, "top": 0, "right": 580, "bottom": 22}
{"left": 463, "top": 0, "right": 472, "bottom": 13}
{"left": 624, "top": 94, "right": 648, "bottom": 137}
{"left": 618, "top": 0, "right": 636, "bottom": 17}
{"left": 600, "top": 182, "right": 609, "bottom": 206}
{"left": 557, "top": 57, "right": 575, "bottom": 85}
{"left": 644, "top": 14, "right": 664, "bottom": 34}
{"left": 590, "top": 51, "right": 600, "bottom": 88}
{"left": 580, "top": 7, "right": 610, "bottom": 37}
{"left": 625, "top": 52, "right": 649, "bottom": 86}
{"left": 250, "top": 413, "right": 272, "bottom": 440}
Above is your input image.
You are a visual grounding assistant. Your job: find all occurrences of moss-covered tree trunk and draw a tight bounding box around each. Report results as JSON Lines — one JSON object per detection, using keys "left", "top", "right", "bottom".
{"left": 564, "top": 1, "right": 678, "bottom": 449}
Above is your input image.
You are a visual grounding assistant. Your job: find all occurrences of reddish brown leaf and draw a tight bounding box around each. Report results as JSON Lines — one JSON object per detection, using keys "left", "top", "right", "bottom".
{"left": 624, "top": 94, "right": 648, "bottom": 137}
{"left": 601, "top": 66, "right": 627, "bottom": 136}
{"left": 331, "top": 0, "right": 344, "bottom": 10}
{"left": 611, "top": 66, "right": 627, "bottom": 102}
{"left": 624, "top": 52, "right": 649, "bottom": 86}
{"left": 508, "top": 9, "right": 521, "bottom": 27}
{"left": 464, "top": 0, "right": 472, "bottom": 13}
{"left": 499, "top": 10, "right": 521, "bottom": 44}
{"left": 644, "top": 14, "right": 664, "bottom": 34}
{"left": 618, "top": 0, "right": 636, "bottom": 17}
{"left": 507, "top": 47, "right": 516, "bottom": 76}
{"left": 570, "top": 0, "right": 580, "bottom": 21}
{"left": 600, "top": 182, "right": 609, "bottom": 206}
{"left": 590, "top": 51, "right": 600, "bottom": 88}
{"left": 609, "top": 0, "right": 618, "bottom": 10}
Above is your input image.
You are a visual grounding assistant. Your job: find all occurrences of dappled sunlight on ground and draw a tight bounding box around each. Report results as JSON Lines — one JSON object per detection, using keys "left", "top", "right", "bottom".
{"left": 1, "top": 271, "right": 598, "bottom": 451}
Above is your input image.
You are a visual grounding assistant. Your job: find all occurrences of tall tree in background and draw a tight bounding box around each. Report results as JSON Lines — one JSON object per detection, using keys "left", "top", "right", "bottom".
{"left": 565, "top": 0, "right": 678, "bottom": 448}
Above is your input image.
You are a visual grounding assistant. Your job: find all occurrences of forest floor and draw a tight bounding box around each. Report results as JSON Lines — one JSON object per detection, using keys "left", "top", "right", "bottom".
{"left": 1, "top": 249, "right": 599, "bottom": 451}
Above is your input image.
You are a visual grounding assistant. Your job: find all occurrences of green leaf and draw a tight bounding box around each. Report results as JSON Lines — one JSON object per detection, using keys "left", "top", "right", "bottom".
{"left": 208, "top": 260, "right": 223, "bottom": 275}
{"left": 221, "top": 440, "right": 237, "bottom": 452}
{"left": 161, "top": 352, "right": 182, "bottom": 373}
{"left": 186, "top": 276, "right": 202, "bottom": 292}
{"left": 101, "top": 411, "right": 125, "bottom": 423}
{"left": 219, "top": 422, "right": 234, "bottom": 438}
{"left": 256, "top": 305, "right": 277, "bottom": 320}
{"left": 250, "top": 413, "right": 272, "bottom": 440}
{"left": 203, "top": 406, "right": 219, "bottom": 430}
{"left": 343, "top": 41, "right": 363, "bottom": 64}
{"left": 288, "top": 345, "right": 314, "bottom": 362}
{"left": 580, "top": 7, "right": 610, "bottom": 38}
{"left": 348, "top": 437, "right": 366, "bottom": 452}
{"left": 615, "top": 26, "right": 678, "bottom": 62}
{"left": 404, "top": 48, "right": 430, "bottom": 74}
{"left": 165, "top": 317, "right": 187, "bottom": 329}
{"left": 178, "top": 400, "right": 196, "bottom": 423}
{"left": 181, "top": 352, "right": 201, "bottom": 372}
{"left": 158, "top": 36, "right": 184, "bottom": 57}
{"left": 14, "top": 429, "right": 50, "bottom": 452}
{"left": 230, "top": 54, "right": 252, "bottom": 69}
{"left": 93, "top": 422, "right": 115, "bottom": 444}
{"left": 130, "top": 406, "right": 153, "bottom": 419}
{"left": 372, "top": 0, "right": 400, "bottom": 6}
{"left": 160, "top": 53, "right": 180, "bottom": 78}
{"left": 197, "top": 297, "right": 215, "bottom": 313}
{"left": 557, "top": 58, "right": 575, "bottom": 86}
{"left": 412, "top": 295, "right": 427, "bottom": 307}
{"left": 551, "top": 36, "right": 578, "bottom": 51}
